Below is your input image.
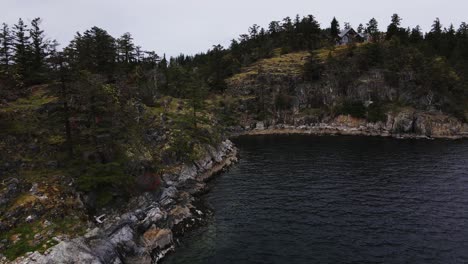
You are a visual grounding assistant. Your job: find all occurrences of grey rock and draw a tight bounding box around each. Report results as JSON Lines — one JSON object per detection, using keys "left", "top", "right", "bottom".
{"left": 178, "top": 165, "right": 197, "bottom": 182}
{"left": 141, "top": 207, "right": 166, "bottom": 230}
{"left": 255, "top": 121, "right": 265, "bottom": 130}
{"left": 26, "top": 215, "right": 36, "bottom": 223}
{"left": 160, "top": 186, "right": 178, "bottom": 201}
{"left": 29, "top": 183, "right": 39, "bottom": 195}
{"left": 19, "top": 239, "right": 101, "bottom": 264}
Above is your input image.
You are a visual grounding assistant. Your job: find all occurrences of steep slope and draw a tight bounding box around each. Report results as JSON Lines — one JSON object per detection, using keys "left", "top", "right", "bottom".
{"left": 225, "top": 44, "right": 468, "bottom": 138}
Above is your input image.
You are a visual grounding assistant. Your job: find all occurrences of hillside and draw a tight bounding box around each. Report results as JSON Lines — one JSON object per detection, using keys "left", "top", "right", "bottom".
{"left": 225, "top": 44, "right": 468, "bottom": 137}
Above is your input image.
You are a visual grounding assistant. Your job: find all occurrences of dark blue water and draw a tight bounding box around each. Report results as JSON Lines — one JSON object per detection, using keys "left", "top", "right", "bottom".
{"left": 164, "top": 135, "right": 468, "bottom": 264}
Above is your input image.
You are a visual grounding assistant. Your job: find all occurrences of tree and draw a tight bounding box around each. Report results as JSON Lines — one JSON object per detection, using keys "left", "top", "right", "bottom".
{"left": 366, "top": 18, "right": 380, "bottom": 42}
{"left": 427, "top": 18, "right": 443, "bottom": 53}
{"left": 344, "top": 22, "right": 351, "bottom": 30}
{"left": 65, "top": 27, "right": 116, "bottom": 76}
{"left": 248, "top": 24, "right": 260, "bottom": 39}
{"left": 0, "top": 23, "right": 13, "bottom": 73}
{"left": 13, "top": 18, "right": 31, "bottom": 82}
{"left": 29, "top": 18, "right": 48, "bottom": 82}
{"left": 330, "top": 17, "right": 340, "bottom": 42}
{"left": 49, "top": 52, "right": 74, "bottom": 158}
{"left": 268, "top": 21, "right": 281, "bottom": 35}
{"left": 386, "top": 14, "right": 402, "bottom": 40}
{"left": 357, "top": 23, "right": 364, "bottom": 34}
{"left": 431, "top": 18, "right": 443, "bottom": 35}
{"left": 117, "top": 32, "right": 135, "bottom": 64}
{"left": 409, "top": 26, "right": 424, "bottom": 43}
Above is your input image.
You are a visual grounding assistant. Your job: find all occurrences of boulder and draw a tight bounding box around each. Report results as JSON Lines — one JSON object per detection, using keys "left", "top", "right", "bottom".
{"left": 141, "top": 207, "right": 166, "bottom": 230}
{"left": 178, "top": 165, "right": 197, "bottom": 182}
{"left": 391, "top": 110, "right": 415, "bottom": 133}
{"left": 142, "top": 228, "right": 173, "bottom": 250}
{"left": 255, "top": 121, "right": 265, "bottom": 130}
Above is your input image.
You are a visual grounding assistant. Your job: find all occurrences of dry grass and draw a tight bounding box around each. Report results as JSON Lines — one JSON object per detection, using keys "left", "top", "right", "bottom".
{"left": 226, "top": 51, "right": 310, "bottom": 85}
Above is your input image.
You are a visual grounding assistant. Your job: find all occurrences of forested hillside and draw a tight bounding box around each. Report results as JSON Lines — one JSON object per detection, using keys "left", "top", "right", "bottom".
{"left": 0, "top": 14, "right": 467, "bottom": 260}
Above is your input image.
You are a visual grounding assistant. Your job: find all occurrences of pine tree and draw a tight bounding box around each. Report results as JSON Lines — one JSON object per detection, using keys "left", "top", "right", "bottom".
{"left": 427, "top": 18, "right": 443, "bottom": 53}
{"left": 366, "top": 18, "right": 380, "bottom": 42}
{"left": 13, "top": 18, "right": 31, "bottom": 82}
{"left": 330, "top": 17, "right": 340, "bottom": 42}
{"left": 431, "top": 18, "right": 443, "bottom": 35}
{"left": 30, "top": 18, "right": 47, "bottom": 82}
{"left": 357, "top": 24, "right": 364, "bottom": 34}
{"left": 409, "top": 26, "right": 423, "bottom": 43}
{"left": 386, "top": 14, "right": 402, "bottom": 40}
{"left": 117, "top": 32, "right": 135, "bottom": 64}
{"left": 0, "top": 23, "right": 13, "bottom": 73}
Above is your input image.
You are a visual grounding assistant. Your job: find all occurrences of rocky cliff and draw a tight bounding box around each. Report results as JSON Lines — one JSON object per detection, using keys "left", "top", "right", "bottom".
{"left": 226, "top": 48, "right": 468, "bottom": 139}
{"left": 240, "top": 110, "right": 468, "bottom": 139}
{"left": 6, "top": 140, "right": 237, "bottom": 264}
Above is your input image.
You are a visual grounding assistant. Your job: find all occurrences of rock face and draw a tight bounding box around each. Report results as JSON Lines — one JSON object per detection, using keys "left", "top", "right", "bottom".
{"left": 11, "top": 140, "right": 238, "bottom": 264}
{"left": 242, "top": 111, "right": 468, "bottom": 139}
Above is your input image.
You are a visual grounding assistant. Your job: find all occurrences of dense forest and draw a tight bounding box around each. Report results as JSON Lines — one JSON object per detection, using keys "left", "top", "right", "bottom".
{"left": 1, "top": 13, "right": 467, "bottom": 192}
{"left": 0, "top": 14, "right": 468, "bottom": 259}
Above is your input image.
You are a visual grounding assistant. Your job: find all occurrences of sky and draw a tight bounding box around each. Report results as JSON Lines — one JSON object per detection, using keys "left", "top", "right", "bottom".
{"left": 2, "top": 0, "right": 467, "bottom": 57}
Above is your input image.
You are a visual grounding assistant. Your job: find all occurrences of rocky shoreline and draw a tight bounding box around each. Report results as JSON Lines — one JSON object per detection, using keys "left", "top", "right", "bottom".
{"left": 7, "top": 140, "right": 238, "bottom": 264}
{"left": 236, "top": 112, "right": 468, "bottom": 140}
{"left": 6, "top": 110, "right": 468, "bottom": 264}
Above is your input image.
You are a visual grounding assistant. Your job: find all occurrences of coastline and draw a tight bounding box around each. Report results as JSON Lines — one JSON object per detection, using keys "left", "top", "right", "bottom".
{"left": 234, "top": 121, "right": 468, "bottom": 140}
{"left": 6, "top": 122, "right": 468, "bottom": 263}
{"left": 8, "top": 140, "right": 238, "bottom": 264}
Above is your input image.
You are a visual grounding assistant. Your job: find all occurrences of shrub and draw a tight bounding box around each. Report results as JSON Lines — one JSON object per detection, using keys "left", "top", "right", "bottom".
{"left": 367, "top": 104, "right": 388, "bottom": 123}
{"left": 336, "top": 101, "right": 366, "bottom": 118}
{"left": 77, "top": 162, "right": 130, "bottom": 193}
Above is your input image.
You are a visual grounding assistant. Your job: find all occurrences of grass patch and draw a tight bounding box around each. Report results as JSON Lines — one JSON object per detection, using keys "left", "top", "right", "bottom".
{"left": 0, "top": 216, "right": 86, "bottom": 260}
{"left": 0, "top": 87, "right": 57, "bottom": 113}
{"left": 227, "top": 51, "right": 310, "bottom": 85}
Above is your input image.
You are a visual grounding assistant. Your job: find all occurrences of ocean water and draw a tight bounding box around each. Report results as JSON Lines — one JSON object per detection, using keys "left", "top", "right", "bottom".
{"left": 164, "top": 135, "right": 468, "bottom": 264}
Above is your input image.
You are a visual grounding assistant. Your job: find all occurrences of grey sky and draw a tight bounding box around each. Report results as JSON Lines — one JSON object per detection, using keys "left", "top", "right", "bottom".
{"left": 2, "top": 0, "right": 467, "bottom": 57}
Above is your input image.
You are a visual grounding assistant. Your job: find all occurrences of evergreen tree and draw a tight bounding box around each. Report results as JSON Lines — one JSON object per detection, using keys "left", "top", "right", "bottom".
{"left": 431, "top": 18, "right": 443, "bottom": 34}
{"left": 0, "top": 23, "right": 13, "bottom": 73}
{"left": 366, "top": 18, "right": 380, "bottom": 42}
{"left": 29, "top": 18, "right": 47, "bottom": 82}
{"left": 330, "top": 17, "right": 340, "bottom": 42}
{"left": 427, "top": 18, "right": 443, "bottom": 52}
{"left": 357, "top": 23, "right": 364, "bottom": 34}
{"left": 117, "top": 32, "right": 135, "bottom": 64}
{"left": 386, "top": 13, "right": 402, "bottom": 40}
{"left": 13, "top": 18, "right": 31, "bottom": 82}
{"left": 409, "top": 25, "right": 423, "bottom": 43}
{"left": 65, "top": 27, "right": 116, "bottom": 76}
{"left": 268, "top": 21, "right": 281, "bottom": 35}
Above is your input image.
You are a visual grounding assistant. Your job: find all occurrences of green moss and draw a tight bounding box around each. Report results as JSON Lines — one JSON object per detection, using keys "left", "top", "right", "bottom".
{"left": 47, "top": 135, "right": 66, "bottom": 145}
{"left": 0, "top": 216, "right": 86, "bottom": 260}
{"left": 1, "top": 88, "right": 57, "bottom": 113}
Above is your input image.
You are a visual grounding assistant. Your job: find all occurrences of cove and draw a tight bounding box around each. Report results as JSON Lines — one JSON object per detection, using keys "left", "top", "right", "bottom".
{"left": 164, "top": 135, "right": 468, "bottom": 264}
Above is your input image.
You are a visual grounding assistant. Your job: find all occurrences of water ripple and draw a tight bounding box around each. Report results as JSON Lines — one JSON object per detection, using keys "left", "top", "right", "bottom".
{"left": 164, "top": 135, "right": 468, "bottom": 264}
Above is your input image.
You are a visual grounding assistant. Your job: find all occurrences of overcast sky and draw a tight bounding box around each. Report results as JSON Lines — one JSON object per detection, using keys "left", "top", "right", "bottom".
{"left": 2, "top": 0, "right": 467, "bottom": 57}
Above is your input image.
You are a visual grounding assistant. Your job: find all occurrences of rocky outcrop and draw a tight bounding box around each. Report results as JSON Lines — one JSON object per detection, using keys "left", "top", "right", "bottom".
{"left": 241, "top": 111, "right": 468, "bottom": 139}
{"left": 10, "top": 140, "right": 238, "bottom": 264}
